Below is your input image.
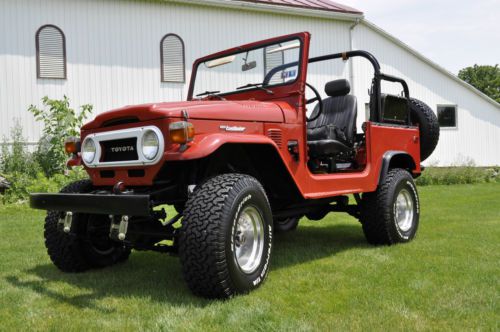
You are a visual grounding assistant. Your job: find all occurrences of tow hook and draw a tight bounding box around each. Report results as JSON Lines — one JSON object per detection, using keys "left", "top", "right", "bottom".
{"left": 109, "top": 215, "right": 129, "bottom": 241}
{"left": 59, "top": 212, "right": 73, "bottom": 234}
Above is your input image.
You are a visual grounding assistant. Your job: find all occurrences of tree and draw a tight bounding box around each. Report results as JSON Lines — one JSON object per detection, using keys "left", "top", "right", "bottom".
{"left": 458, "top": 65, "right": 500, "bottom": 103}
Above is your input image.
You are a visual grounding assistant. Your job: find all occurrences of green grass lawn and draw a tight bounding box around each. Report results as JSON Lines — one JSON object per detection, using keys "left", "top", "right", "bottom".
{"left": 0, "top": 183, "right": 499, "bottom": 331}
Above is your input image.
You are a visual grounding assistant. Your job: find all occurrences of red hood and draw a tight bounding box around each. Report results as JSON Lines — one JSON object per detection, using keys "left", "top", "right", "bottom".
{"left": 82, "top": 101, "right": 285, "bottom": 129}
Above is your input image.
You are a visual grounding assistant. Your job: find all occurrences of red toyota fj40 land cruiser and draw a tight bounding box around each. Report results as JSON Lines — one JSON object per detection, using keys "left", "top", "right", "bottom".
{"left": 31, "top": 32, "right": 439, "bottom": 299}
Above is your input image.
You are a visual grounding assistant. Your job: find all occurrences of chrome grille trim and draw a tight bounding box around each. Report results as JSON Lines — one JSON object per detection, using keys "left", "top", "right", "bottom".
{"left": 82, "top": 126, "right": 164, "bottom": 168}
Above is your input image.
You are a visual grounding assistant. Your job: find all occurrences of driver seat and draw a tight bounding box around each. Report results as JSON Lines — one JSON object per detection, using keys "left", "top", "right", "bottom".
{"left": 307, "top": 79, "right": 357, "bottom": 158}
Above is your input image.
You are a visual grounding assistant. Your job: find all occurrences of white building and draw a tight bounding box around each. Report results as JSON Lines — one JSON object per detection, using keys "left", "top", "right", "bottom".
{"left": 1, "top": 0, "right": 499, "bottom": 166}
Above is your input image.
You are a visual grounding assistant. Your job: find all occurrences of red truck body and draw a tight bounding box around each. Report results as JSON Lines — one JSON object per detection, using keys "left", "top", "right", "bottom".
{"left": 31, "top": 32, "right": 433, "bottom": 299}
{"left": 78, "top": 32, "right": 420, "bottom": 196}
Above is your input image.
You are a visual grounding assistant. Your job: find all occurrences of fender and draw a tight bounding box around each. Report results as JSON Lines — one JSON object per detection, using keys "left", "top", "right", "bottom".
{"left": 164, "top": 133, "right": 303, "bottom": 200}
{"left": 378, "top": 151, "right": 417, "bottom": 185}
{"left": 165, "top": 133, "right": 280, "bottom": 161}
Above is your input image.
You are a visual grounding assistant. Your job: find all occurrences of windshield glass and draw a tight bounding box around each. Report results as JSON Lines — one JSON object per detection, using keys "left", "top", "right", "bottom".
{"left": 192, "top": 39, "right": 301, "bottom": 98}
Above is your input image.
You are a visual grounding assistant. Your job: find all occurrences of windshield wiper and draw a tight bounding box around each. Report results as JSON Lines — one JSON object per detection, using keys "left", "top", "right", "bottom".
{"left": 236, "top": 83, "right": 274, "bottom": 95}
{"left": 196, "top": 90, "right": 225, "bottom": 100}
{"left": 196, "top": 90, "right": 221, "bottom": 97}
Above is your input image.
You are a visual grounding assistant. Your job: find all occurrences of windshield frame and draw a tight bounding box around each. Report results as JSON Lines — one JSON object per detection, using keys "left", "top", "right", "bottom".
{"left": 187, "top": 33, "right": 309, "bottom": 101}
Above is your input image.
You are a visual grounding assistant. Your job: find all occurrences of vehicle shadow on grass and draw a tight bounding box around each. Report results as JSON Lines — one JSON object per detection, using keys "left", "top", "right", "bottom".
{"left": 5, "top": 222, "right": 367, "bottom": 310}
{"left": 272, "top": 222, "right": 369, "bottom": 270}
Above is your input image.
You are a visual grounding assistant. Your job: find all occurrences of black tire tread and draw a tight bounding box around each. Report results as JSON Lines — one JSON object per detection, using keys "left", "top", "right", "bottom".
{"left": 409, "top": 98, "right": 440, "bottom": 161}
{"left": 178, "top": 173, "right": 267, "bottom": 299}
{"left": 44, "top": 180, "right": 130, "bottom": 272}
{"left": 44, "top": 180, "right": 93, "bottom": 272}
{"left": 360, "top": 169, "right": 413, "bottom": 245}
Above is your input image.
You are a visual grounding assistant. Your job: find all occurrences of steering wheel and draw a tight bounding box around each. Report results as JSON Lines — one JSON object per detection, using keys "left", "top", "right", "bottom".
{"left": 305, "top": 83, "right": 323, "bottom": 123}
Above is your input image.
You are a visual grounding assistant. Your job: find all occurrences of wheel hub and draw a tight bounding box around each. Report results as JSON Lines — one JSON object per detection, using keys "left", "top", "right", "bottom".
{"left": 235, "top": 230, "right": 246, "bottom": 246}
{"left": 233, "top": 206, "right": 264, "bottom": 274}
{"left": 394, "top": 189, "right": 414, "bottom": 232}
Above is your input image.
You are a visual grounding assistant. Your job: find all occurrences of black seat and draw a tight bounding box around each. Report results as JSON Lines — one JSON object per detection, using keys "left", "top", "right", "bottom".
{"left": 307, "top": 79, "right": 357, "bottom": 158}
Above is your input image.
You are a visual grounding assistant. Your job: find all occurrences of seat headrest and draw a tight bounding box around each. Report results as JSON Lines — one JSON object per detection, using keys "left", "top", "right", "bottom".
{"left": 325, "top": 79, "right": 350, "bottom": 97}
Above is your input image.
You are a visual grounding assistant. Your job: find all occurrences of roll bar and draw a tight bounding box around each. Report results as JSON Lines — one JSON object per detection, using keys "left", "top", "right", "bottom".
{"left": 264, "top": 50, "right": 411, "bottom": 125}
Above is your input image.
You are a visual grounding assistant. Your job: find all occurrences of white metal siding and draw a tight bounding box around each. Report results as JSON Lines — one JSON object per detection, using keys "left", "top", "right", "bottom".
{"left": 0, "top": 0, "right": 498, "bottom": 166}
{"left": 352, "top": 23, "right": 500, "bottom": 166}
{"left": 0, "top": 0, "right": 350, "bottom": 144}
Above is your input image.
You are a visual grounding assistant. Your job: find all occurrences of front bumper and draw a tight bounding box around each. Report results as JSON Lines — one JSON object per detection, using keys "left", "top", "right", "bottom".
{"left": 30, "top": 193, "right": 151, "bottom": 216}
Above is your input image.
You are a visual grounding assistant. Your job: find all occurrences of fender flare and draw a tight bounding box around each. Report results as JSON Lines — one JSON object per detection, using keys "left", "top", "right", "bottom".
{"left": 165, "top": 133, "right": 304, "bottom": 200}
{"left": 165, "top": 133, "right": 280, "bottom": 160}
{"left": 378, "top": 151, "right": 417, "bottom": 185}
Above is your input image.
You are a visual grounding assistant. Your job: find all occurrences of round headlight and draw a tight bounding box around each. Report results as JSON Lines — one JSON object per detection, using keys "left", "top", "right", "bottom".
{"left": 82, "top": 138, "right": 96, "bottom": 164}
{"left": 142, "top": 130, "right": 159, "bottom": 160}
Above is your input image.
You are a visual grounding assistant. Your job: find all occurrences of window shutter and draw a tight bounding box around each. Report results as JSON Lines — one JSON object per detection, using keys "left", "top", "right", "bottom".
{"left": 161, "top": 34, "right": 185, "bottom": 83}
{"left": 264, "top": 45, "right": 284, "bottom": 85}
{"left": 36, "top": 25, "right": 66, "bottom": 79}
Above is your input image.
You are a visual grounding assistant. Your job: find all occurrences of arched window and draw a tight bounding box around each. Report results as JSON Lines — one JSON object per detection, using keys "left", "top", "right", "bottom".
{"left": 36, "top": 25, "right": 66, "bottom": 79}
{"left": 160, "top": 34, "right": 185, "bottom": 83}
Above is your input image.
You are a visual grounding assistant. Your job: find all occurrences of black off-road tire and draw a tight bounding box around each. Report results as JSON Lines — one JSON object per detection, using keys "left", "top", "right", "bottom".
{"left": 44, "top": 180, "right": 131, "bottom": 272}
{"left": 179, "top": 174, "right": 273, "bottom": 299}
{"left": 409, "top": 98, "right": 440, "bottom": 161}
{"left": 274, "top": 217, "right": 300, "bottom": 233}
{"left": 360, "top": 169, "right": 420, "bottom": 245}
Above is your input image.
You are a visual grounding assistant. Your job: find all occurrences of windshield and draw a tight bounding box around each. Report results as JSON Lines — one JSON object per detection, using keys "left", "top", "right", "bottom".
{"left": 192, "top": 38, "right": 301, "bottom": 98}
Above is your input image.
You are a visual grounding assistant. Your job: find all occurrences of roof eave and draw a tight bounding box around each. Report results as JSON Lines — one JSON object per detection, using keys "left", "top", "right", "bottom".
{"left": 166, "top": 0, "right": 364, "bottom": 21}
{"left": 361, "top": 20, "right": 500, "bottom": 109}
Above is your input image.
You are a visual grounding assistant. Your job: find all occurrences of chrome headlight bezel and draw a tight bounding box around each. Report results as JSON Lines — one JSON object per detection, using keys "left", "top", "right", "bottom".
{"left": 141, "top": 129, "right": 160, "bottom": 161}
{"left": 81, "top": 137, "right": 96, "bottom": 164}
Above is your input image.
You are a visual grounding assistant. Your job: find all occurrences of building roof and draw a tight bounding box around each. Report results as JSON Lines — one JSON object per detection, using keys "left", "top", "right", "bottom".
{"left": 171, "top": 0, "right": 498, "bottom": 108}
{"left": 171, "top": 0, "right": 363, "bottom": 21}
{"left": 234, "top": 0, "right": 362, "bottom": 15}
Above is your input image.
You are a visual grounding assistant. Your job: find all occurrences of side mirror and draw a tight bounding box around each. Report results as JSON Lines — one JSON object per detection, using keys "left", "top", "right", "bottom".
{"left": 242, "top": 61, "right": 257, "bottom": 72}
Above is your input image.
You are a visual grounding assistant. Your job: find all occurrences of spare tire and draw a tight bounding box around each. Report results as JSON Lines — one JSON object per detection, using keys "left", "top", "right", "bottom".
{"left": 409, "top": 98, "right": 440, "bottom": 161}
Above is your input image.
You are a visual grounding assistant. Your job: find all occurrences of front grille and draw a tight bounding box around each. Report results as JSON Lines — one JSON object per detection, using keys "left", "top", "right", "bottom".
{"left": 100, "top": 138, "right": 138, "bottom": 162}
{"left": 83, "top": 125, "right": 163, "bottom": 168}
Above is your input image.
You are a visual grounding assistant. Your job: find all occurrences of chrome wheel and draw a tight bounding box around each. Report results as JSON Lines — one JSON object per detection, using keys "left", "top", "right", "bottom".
{"left": 394, "top": 189, "right": 414, "bottom": 232}
{"left": 233, "top": 206, "right": 265, "bottom": 274}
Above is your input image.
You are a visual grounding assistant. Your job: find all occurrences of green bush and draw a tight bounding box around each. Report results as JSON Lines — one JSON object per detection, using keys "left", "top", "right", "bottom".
{"left": 1, "top": 122, "right": 40, "bottom": 178}
{"left": 28, "top": 96, "right": 92, "bottom": 177}
{"left": 0, "top": 96, "right": 92, "bottom": 204}
{"left": 416, "top": 166, "right": 499, "bottom": 186}
{"left": 1, "top": 168, "right": 87, "bottom": 204}
{"left": 0, "top": 120, "right": 88, "bottom": 204}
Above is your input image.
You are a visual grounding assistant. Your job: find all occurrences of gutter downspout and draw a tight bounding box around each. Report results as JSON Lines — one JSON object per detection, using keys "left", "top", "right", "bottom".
{"left": 348, "top": 18, "right": 361, "bottom": 97}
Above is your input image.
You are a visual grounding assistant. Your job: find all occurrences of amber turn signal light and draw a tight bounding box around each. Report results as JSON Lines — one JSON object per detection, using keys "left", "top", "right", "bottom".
{"left": 169, "top": 121, "right": 195, "bottom": 144}
{"left": 64, "top": 138, "right": 80, "bottom": 154}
